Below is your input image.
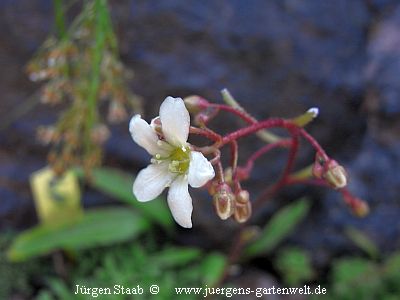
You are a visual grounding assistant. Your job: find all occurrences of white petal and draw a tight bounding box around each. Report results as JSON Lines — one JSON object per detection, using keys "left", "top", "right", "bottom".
{"left": 167, "top": 176, "right": 193, "bottom": 228}
{"left": 188, "top": 151, "right": 215, "bottom": 188}
{"left": 133, "top": 162, "right": 175, "bottom": 202}
{"left": 159, "top": 96, "right": 190, "bottom": 146}
{"left": 129, "top": 115, "right": 168, "bottom": 156}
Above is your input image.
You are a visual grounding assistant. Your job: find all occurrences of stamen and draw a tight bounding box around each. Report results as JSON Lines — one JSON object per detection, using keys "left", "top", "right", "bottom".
{"left": 168, "top": 146, "right": 191, "bottom": 174}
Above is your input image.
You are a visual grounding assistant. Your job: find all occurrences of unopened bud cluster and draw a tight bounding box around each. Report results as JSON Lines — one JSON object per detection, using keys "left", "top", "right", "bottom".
{"left": 211, "top": 182, "right": 252, "bottom": 223}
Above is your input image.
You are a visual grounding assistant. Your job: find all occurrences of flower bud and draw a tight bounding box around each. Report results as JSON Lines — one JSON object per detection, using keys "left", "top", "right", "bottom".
{"left": 312, "top": 154, "right": 348, "bottom": 189}
{"left": 150, "top": 116, "right": 163, "bottom": 137}
{"left": 343, "top": 192, "right": 369, "bottom": 217}
{"left": 236, "top": 190, "right": 250, "bottom": 204}
{"left": 183, "top": 95, "right": 209, "bottom": 114}
{"left": 194, "top": 107, "right": 219, "bottom": 126}
{"left": 213, "top": 183, "right": 235, "bottom": 220}
{"left": 351, "top": 200, "right": 369, "bottom": 218}
{"left": 195, "top": 113, "right": 210, "bottom": 125}
{"left": 234, "top": 202, "right": 252, "bottom": 223}
{"left": 324, "top": 163, "right": 347, "bottom": 189}
{"left": 207, "top": 180, "right": 219, "bottom": 196}
{"left": 234, "top": 190, "right": 252, "bottom": 223}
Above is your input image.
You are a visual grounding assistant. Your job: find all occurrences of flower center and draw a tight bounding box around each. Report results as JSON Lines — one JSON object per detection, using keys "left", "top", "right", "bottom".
{"left": 168, "top": 146, "right": 190, "bottom": 174}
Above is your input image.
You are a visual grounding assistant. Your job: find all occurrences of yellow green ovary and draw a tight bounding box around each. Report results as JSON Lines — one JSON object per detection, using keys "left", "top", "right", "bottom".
{"left": 168, "top": 146, "right": 190, "bottom": 174}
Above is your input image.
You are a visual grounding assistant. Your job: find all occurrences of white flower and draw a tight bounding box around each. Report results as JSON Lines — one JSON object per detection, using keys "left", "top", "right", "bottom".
{"left": 129, "top": 96, "right": 215, "bottom": 228}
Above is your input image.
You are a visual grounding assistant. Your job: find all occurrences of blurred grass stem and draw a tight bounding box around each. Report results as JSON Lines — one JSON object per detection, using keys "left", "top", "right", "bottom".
{"left": 85, "top": 0, "right": 107, "bottom": 154}
{"left": 53, "top": 0, "right": 67, "bottom": 40}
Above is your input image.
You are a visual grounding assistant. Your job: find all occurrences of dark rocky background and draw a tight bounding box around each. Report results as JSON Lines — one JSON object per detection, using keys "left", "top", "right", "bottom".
{"left": 1, "top": 0, "right": 399, "bottom": 272}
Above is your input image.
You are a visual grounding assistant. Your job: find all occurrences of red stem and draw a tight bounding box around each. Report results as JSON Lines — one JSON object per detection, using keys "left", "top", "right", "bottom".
{"left": 278, "top": 133, "right": 300, "bottom": 185}
{"left": 189, "top": 126, "right": 222, "bottom": 143}
{"left": 215, "top": 159, "right": 225, "bottom": 184}
{"left": 209, "top": 149, "right": 221, "bottom": 165}
{"left": 229, "top": 140, "right": 242, "bottom": 192}
{"left": 300, "top": 129, "right": 328, "bottom": 160}
{"left": 230, "top": 140, "right": 239, "bottom": 170}
{"left": 241, "top": 139, "right": 292, "bottom": 177}
{"left": 221, "top": 119, "right": 328, "bottom": 159}
{"left": 209, "top": 104, "right": 256, "bottom": 124}
{"left": 253, "top": 131, "right": 300, "bottom": 209}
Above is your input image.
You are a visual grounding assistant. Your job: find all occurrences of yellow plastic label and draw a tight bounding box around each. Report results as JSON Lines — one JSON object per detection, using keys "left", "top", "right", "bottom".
{"left": 30, "top": 167, "right": 83, "bottom": 225}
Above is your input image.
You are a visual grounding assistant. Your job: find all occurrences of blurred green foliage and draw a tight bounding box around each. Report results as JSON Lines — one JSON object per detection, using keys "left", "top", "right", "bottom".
{"left": 275, "top": 247, "right": 314, "bottom": 286}
{"left": 35, "top": 241, "right": 226, "bottom": 300}
{"left": 0, "top": 232, "right": 51, "bottom": 299}
{"left": 311, "top": 252, "right": 400, "bottom": 300}
{"left": 8, "top": 208, "right": 149, "bottom": 262}
{"left": 9, "top": 166, "right": 175, "bottom": 262}
{"left": 5, "top": 166, "right": 226, "bottom": 299}
{"left": 4, "top": 165, "right": 400, "bottom": 300}
{"left": 266, "top": 226, "right": 400, "bottom": 299}
{"left": 244, "top": 198, "right": 311, "bottom": 257}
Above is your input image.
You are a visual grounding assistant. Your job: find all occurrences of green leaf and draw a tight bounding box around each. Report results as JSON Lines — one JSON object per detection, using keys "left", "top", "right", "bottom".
{"left": 275, "top": 247, "right": 314, "bottom": 286}
{"left": 345, "top": 227, "right": 379, "bottom": 260}
{"left": 332, "top": 258, "right": 375, "bottom": 283}
{"left": 154, "top": 247, "right": 202, "bottom": 268}
{"left": 244, "top": 198, "right": 311, "bottom": 257}
{"left": 8, "top": 208, "right": 149, "bottom": 262}
{"left": 46, "top": 278, "right": 75, "bottom": 300}
{"left": 331, "top": 257, "right": 381, "bottom": 297}
{"left": 201, "top": 253, "right": 226, "bottom": 286}
{"left": 36, "top": 290, "right": 55, "bottom": 300}
{"left": 384, "top": 252, "right": 400, "bottom": 281}
{"left": 76, "top": 167, "right": 173, "bottom": 230}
